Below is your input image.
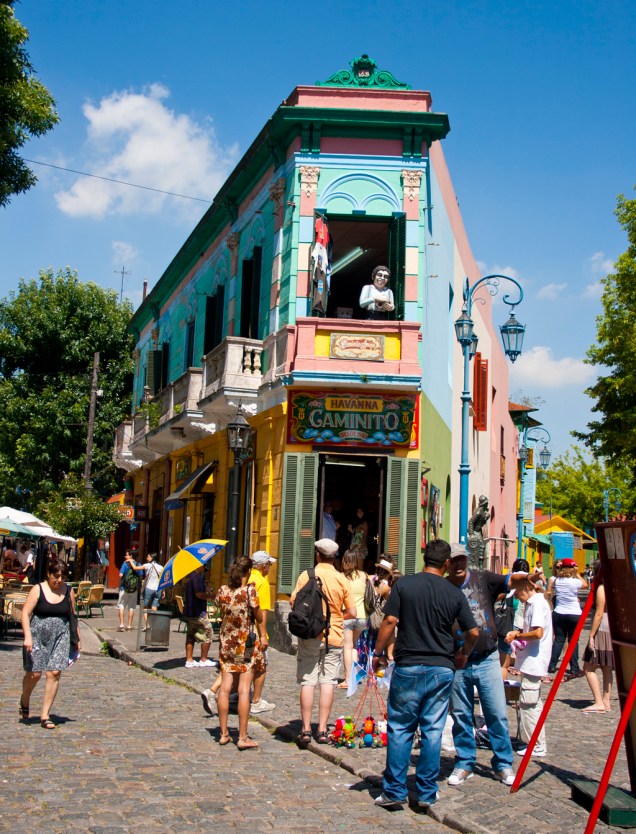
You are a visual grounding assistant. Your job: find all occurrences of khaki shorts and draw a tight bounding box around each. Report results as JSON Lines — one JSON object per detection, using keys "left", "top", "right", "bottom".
{"left": 296, "top": 637, "right": 342, "bottom": 686}
{"left": 186, "top": 615, "right": 213, "bottom": 643}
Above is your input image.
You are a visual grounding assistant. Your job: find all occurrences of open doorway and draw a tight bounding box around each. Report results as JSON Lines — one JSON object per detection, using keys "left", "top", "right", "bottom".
{"left": 316, "top": 453, "right": 387, "bottom": 570}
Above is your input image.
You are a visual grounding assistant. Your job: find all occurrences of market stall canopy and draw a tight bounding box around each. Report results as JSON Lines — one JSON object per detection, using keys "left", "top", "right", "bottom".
{"left": 0, "top": 506, "right": 77, "bottom": 545}
{"left": 0, "top": 517, "right": 41, "bottom": 538}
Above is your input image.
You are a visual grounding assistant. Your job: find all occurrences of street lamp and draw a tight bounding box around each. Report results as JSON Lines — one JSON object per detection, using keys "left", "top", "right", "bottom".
{"left": 517, "top": 426, "right": 551, "bottom": 559}
{"left": 226, "top": 408, "right": 251, "bottom": 561}
{"left": 603, "top": 487, "right": 622, "bottom": 522}
{"left": 455, "top": 274, "right": 526, "bottom": 544}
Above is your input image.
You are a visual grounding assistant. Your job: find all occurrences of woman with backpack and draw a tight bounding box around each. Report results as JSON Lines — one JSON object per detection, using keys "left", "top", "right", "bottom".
{"left": 118, "top": 551, "right": 141, "bottom": 631}
{"left": 338, "top": 549, "right": 371, "bottom": 688}
{"left": 126, "top": 553, "right": 164, "bottom": 629}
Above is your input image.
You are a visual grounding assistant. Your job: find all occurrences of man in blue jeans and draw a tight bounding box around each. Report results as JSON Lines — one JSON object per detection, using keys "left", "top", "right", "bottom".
{"left": 371, "top": 540, "right": 479, "bottom": 811}
{"left": 446, "top": 543, "right": 538, "bottom": 787}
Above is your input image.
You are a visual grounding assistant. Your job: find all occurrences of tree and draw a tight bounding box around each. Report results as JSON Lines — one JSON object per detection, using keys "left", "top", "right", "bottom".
{"left": 37, "top": 474, "right": 125, "bottom": 541}
{"left": 574, "top": 191, "right": 636, "bottom": 486}
{"left": 535, "top": 446, "right": 635, "bottom": 530}
{"left": 0, "top": 269, "right": 134, "bottom": 507}
{"left": 0, "top": 1, "right": 59, "bottom": 207}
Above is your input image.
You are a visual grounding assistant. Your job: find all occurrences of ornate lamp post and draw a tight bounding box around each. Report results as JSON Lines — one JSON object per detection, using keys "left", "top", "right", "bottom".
{"left": 603, "top": 487, "right": 622, "bottom": 522}
{"left": 517, "top": 426, "right": 551, "bottom": 559}
{"left": 226, "top": 409, "right": 251, "bottom": 561}
{"left": 455, "top": 275, "right": 525, "bottom": 544}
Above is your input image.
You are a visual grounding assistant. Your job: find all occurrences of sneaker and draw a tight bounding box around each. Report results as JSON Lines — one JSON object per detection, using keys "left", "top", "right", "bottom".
{"left": 117, "top": 625, "right": 125, "bottom": 632}
{"left": 250, "top": 698, "right": 276, "bottom": 714}
{"left": 417, "top": 791, "right": 441, "bottom": 809}
{"left": 495, "top": 767, "right": 515, "bottom": 786}
{"left": 185, "top": 660, "right": 200, "bottom": 668}
{"left": 447, "top": 768, "right": 474, "bottom": 786}
{"left": 200, "top": 689, "right": 216, "bottom": 716}
{"left": 199, "top": 659, "right": 218, "bottom": 667}
{"left": 516, "top": 746, "right": 547, "bottom": 758}
{"left": 374, "top": 792, "right": 404, "bottom": 809}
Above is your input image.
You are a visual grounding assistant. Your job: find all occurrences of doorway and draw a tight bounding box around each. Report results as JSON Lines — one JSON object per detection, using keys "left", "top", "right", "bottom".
{"left": 317, "top": 453, "right": 387, "bottom": 568}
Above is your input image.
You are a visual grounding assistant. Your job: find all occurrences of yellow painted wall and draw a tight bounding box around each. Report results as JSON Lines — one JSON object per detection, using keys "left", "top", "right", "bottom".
{"left": 314, "top": 330, "right": 401, "bottom": 360}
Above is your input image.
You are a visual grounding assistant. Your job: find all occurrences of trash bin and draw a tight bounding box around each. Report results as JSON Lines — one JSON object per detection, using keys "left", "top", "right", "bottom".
{"left": 145, "top": 610, "right": 172, "bottom": 648}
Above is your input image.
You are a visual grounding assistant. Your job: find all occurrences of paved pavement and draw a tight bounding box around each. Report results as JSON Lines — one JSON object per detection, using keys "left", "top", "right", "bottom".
{"left": 2, "top": 601, "right": 631, "bottom": 833}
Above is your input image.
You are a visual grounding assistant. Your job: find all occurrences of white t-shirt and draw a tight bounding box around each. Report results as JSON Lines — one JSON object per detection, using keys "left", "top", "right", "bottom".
{"left": 553, "top": 577, "right": 583, "bottom": 615}
{"left": 18, "top": 549, "right": 34, "bottom": 569}
{"left": 143, "top": 561, "right": 162, "bottom": 591}
{"left": 517, "top": 593, "right": 553, "bottom": 677}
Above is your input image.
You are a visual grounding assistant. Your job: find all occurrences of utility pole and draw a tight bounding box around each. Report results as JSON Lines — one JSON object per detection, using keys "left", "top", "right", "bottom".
{"left": 84, "top": 352, "right": 100, "bottom": 491}
{"left": 114, "top": 267, "right": 131, "bottom": 302}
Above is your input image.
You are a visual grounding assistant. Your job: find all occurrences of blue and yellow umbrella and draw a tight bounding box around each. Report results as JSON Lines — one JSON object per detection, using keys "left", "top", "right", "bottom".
{"left": 157, "top": 539, "right": 227, "bottom": 591}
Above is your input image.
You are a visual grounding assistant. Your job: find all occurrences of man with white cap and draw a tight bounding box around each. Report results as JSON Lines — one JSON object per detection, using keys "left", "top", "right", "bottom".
{"left": 248, "top": 550, "right": 277, "bottom": 714}
{"left": 291, "top": 538, "right": 356, "bottom": 747}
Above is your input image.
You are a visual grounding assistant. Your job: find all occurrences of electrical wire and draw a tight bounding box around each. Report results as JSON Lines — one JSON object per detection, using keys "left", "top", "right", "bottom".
{"left": 22, "top": 158, "right": 213, "bottom": 204}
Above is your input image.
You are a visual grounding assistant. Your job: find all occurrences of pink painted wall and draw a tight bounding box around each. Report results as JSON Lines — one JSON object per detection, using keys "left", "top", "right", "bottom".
{"left": 284, "top": 86, "right": 432, "bottom": 112}
{"left": 320, "top": 137, "right": 404, "bottom": 156}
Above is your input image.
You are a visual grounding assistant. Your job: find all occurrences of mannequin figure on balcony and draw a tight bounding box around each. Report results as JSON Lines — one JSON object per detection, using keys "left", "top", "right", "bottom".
{"left": 467, "top": 495, "right": 489, "bottom": 569}
{"left": 359, "top": 265, "right": 394, "bottom": 320}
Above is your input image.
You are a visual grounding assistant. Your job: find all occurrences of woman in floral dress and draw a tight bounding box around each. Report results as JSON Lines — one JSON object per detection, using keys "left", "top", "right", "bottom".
{"left": 215, "top": 555, "right": 266, "bottom": 749}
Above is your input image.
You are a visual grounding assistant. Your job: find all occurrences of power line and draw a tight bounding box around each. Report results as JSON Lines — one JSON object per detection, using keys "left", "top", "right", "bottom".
{"left": 23, "top": 158, "right": 213, "bottom": 203}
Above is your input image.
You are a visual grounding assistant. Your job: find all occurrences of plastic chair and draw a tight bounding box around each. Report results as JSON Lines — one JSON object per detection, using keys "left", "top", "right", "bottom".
{"left": 174, "top": 594, "right": 186, "bottom": 632}
{"left": 75, "top": 581, "right": 92, "bottom": 608}
{"left": 82, "top": 584, "right": 104, "bottom": 617}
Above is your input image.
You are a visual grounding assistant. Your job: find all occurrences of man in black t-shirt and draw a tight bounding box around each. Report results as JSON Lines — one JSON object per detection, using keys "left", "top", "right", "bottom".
{"left": 371, "top": 540, "right": 478, "bottom": 811}
{"left": 446, "top": 543, "right": 518, "bottom": 787}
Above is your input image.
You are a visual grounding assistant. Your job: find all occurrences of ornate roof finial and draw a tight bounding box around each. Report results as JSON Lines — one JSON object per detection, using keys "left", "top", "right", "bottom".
{"left": 316, "top": 54, "right": 411, "bottom": 90}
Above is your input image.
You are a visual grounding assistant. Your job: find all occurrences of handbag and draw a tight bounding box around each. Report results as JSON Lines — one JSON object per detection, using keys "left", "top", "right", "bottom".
{"left": 363, "top": 576, "right": 376, "bottom": 616}
{"left": 67, "top": 586, "right": 80, "bottom": 652}
{"left": 369, "top": 595, "right": 386, "bottom": 631}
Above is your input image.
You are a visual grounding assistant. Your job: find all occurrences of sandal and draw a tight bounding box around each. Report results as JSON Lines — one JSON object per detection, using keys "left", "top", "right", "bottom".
{"left": 336, "top": 682, "right": 348, "bottom": 689}
{"left": 297, "top": 730, "right": 312, "bottom": 749}
{"left": 19, "top": 698, "right": 29, "bottom": 720}
{"left": 237, "top": 735, "right": 259, "bottom": 750}
{"left": 315, "top": 731, "right": 329, "bottom": 744}
{"left": 219, "top": 732, "right": 232, "bottom": 745}
{"left": 40, "top": 718, "right": 56, "bottom": 729}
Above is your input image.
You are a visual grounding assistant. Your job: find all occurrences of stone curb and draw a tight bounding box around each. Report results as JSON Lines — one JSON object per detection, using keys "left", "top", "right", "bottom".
{"left": 84, "top": 618, "right": 493, "bottom": 834}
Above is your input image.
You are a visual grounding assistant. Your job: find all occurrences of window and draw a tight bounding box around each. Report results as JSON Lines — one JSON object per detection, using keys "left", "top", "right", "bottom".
{"left": 240, "top": 246, "right": 262, "bottom": 339}
{"left": 184, "top": 320, "right": 195, "bottom": 369}
{"left": 204, "top": 285, "right": 225, "bottom": 355}
{"left": 146, "top": 349, "right": 163, "bottom": 396}
{"left": 161, "top": 341, "right": 170, "bottom": 389}
{"left": 313, "top": 213, "right": 406, "bottom": 320}
{"left": 472, "top": 353, "right": 489, "bottom": 431}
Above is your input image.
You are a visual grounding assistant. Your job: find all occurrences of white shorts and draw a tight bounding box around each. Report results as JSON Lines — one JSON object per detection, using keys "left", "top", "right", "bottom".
{"left": 117, "top": 589, "right": 138, "bottom": 611}
{"left": 296, "top": 638, "right": 342, "bottom": 686}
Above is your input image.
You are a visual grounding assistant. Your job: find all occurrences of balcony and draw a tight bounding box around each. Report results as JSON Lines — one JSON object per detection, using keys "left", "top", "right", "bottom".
{"left": 199, "top": 337, "right": 263, "bottom": 421}
{"left": 112, "top": 421, "right": 145, "bottom": 471}
{"left": 262, "top": 317, "right": 421, "bottom": 390}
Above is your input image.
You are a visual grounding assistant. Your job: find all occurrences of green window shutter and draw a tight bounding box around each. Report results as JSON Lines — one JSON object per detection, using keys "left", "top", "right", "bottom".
{"left": 278, "top": 452, "right": 319, "bottom": 593}
{"left": 145, "top": 349, "right": 163, "bottom": 396}
{"left": 388, "top": 213, "right": 406, "bottom": 320}
{"left": 386, "top": 457, "right": 421, "bottom": 575}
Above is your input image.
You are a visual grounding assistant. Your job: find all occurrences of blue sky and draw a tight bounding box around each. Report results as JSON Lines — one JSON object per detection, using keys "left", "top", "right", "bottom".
{"left": 1, "top": 0, "right": 634, "bottom": 458}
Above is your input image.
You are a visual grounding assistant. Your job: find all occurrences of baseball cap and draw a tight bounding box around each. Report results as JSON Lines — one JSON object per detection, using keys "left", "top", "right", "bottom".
{"left": 561, "top": 558, "right": 577, "bottom": 568}
{"left": 252, "top": 550, "right": 276, "bottom": 565}
{"left": 449, "top": 543, "right": 468, "bottom": 559}
{"left": 314, "top": 538, "right": 339, "bottom": 557}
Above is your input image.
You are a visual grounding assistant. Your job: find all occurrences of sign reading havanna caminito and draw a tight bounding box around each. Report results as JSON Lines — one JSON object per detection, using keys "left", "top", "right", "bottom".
{"left": 287, "top": 391, "right": 418, "bottom": 448}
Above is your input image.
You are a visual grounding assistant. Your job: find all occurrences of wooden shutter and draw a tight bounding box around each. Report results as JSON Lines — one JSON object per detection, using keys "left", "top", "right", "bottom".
{"left": 473, "top": 353, "right": 489, "bottom": 431}
{"left": 145, "top": 349, "right": 163, "bottom": 396}
{"left": 240, "top": 258, "right": 254, "bottom": 338}
{"left": 385, "top": 457, "right": 421, "bottom": 575}
{"left": 388, "top": 213, "right": 406, "bottom": 320}
{"left": 250, "top": 246, "right": 262, "bottom": 339}
{"left": 277, "top": 452, "right": 319, "bottom": 593}
{"left": 161, "top": 341, "right": 170, "bottom": 389}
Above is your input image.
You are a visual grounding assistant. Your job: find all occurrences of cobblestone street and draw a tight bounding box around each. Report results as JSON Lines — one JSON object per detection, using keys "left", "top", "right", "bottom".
{"left": 1, "top": 602, "right": 631, "bottom": 834}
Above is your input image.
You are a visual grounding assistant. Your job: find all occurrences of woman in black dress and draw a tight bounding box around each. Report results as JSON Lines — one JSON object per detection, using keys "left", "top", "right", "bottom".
{"left": 20, "top": 559, "right": 80, "bottom": 728}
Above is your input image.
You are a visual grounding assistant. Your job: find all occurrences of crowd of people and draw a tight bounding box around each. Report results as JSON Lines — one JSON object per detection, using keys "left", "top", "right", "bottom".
{"left": 15, "top": 532, "right": 613, "bottom": 812}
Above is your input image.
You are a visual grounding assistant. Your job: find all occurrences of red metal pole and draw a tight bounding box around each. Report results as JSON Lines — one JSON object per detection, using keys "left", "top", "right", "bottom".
{"left": 510, "top": 587, "right": 595, "bottom": 792}
{"left": 583, "top": 670, "right": 636, "bottom": 834}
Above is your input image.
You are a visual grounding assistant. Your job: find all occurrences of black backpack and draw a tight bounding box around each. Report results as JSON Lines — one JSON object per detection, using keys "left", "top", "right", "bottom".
{"left": 123, "top": 565, "right": 140, "bottom": 594}
{"left": 288, "top": 568, "right": 330, "bottom": 647}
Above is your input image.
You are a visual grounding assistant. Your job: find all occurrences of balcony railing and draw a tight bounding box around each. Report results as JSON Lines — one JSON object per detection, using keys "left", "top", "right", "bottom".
{"left": 200, "top": 337, "right": 263, "bottom": 403}
{"left": 155, "top": 367, "right": 203, "bottom": 424}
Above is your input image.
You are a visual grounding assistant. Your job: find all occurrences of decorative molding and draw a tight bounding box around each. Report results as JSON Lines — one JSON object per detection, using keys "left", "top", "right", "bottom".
{"left": 226, "top": 232, "right": 240, "bottom": 255}
{"left": 151, "top": 327, "right": 160, "bottom": 348}
{"left": 299, "top": 166, "right": 320, "bottom": 198}
{"left": 316, "top": 54, "right": 411, "bottom": 90}
{"left": 269, "top": 178, "right": 286, "bottom": 209}
{"left": 401, "top": 169, "right": 423, "bottom": 202}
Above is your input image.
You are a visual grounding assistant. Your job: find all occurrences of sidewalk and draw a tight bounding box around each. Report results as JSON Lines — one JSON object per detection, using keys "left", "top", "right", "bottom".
{"left": 84, "top": 601, "right": 629, "bottom": 834}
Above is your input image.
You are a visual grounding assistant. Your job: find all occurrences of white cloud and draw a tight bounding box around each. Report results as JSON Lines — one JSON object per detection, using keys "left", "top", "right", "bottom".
{"left": 536, "top": 282, "right": 566, "bottom": 300}
{"left": 476, "top": 262, "right": 522, "bottom": 282}
{"left": 590, "top": 251, "right": 614, "bottom": 277}
{"left": 583, "top": 281, "right": 603, "bottom": 300}
{"left": 510, "top": 345, "right": 594, "bottom": 388}
{"left": 55, "top": 84, "right": 238, "bottom": 220}
{"left": 112, "top": 240, "right": 139, "bottom": 266}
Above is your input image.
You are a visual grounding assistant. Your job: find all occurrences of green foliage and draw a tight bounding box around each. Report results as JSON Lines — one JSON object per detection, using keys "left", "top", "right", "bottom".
{"left": 36, "top": 474, "right": 125, "bottom": 541}
{"left": 536, "top": 446, "right": 635, "bottom": 529}
{"left": 574, "top": 190, "right": 636, "bottom": 486}
{"left": 0, "top": 2, "right": 59, "bottom": 206}
{"left": 0, "top": 269, "right": 134, "bottom": 507}
{"left": 138, "top": 400, "right": 161, "bottom": 429}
